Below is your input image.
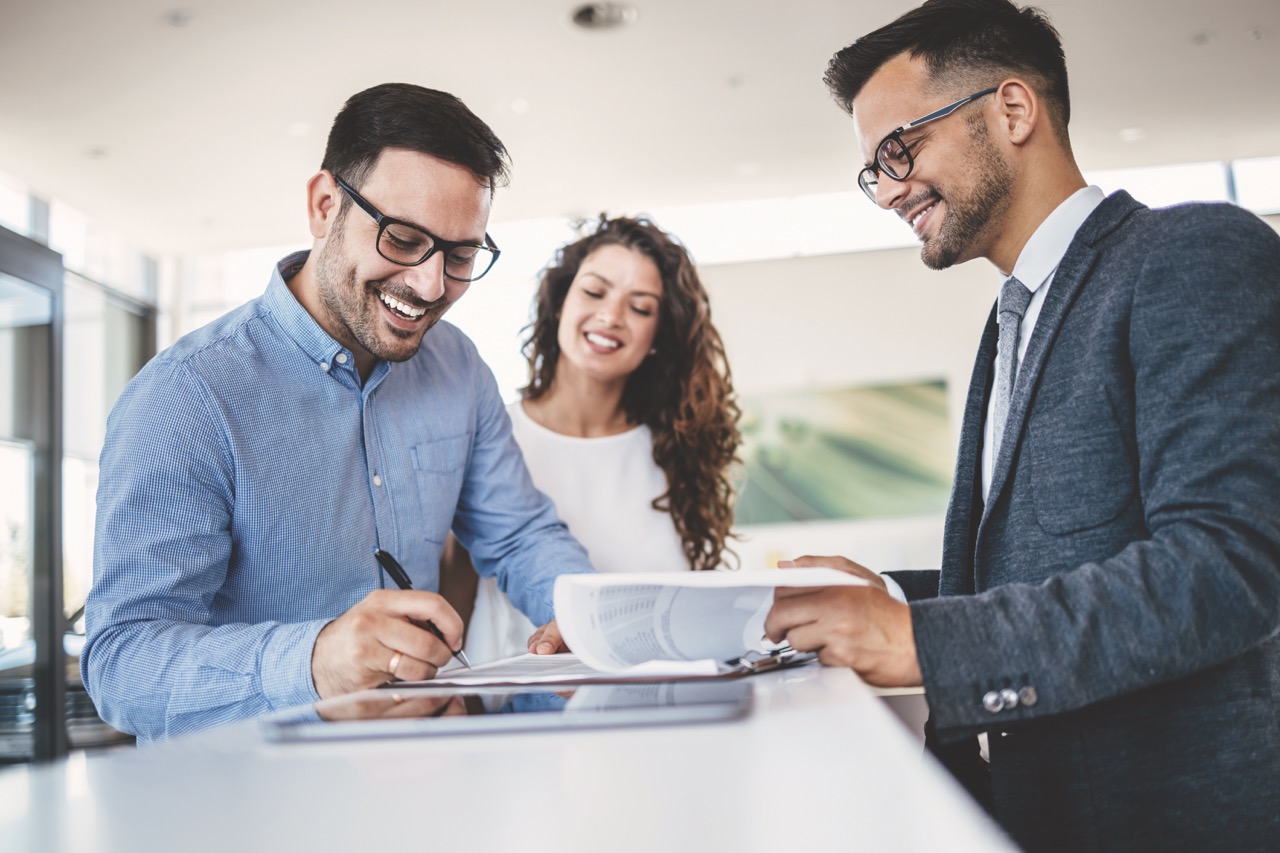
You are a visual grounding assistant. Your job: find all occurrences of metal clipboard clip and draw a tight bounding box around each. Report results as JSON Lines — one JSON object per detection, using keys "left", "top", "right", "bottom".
{"left": 728, "top": 645, "right": 818, "bottom": 674}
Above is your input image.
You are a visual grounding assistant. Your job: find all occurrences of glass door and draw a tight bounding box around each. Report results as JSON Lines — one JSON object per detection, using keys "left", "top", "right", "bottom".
{"left": 0, "top": 225, "right": 64, "bottom": 762}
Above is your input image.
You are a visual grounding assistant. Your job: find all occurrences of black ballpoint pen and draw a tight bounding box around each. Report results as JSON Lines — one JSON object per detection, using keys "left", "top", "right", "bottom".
{"left": 373, "top": 547, "right": 472, "bottom": 669}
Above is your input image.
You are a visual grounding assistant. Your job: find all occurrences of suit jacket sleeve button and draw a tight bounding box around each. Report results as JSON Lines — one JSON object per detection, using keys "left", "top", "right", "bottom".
{"left": 999, "top": 688, "right": 1019, "bottom": 710}
{"left": 983, "top": 691, "right": 1003, "bottom": 713}
{"left": 1018, "top": 686, "right": 1038, "bottom": 707}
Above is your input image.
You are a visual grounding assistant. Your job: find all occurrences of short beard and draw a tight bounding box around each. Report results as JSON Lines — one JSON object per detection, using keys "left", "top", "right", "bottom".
{"left": 920, "top": 119, "right": 1013, "bottom": 270}
{"left": 312, "top": 214, "right": 437, "bottom": 365}
{"left": 314, "top": 222, "right": 377, "bottom": 355}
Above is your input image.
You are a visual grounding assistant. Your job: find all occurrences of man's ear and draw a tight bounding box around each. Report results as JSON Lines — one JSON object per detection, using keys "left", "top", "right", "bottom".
{"left": 993, "top": 78, "right": 1039, "bottom": 146}
{"left": 306, "top": 170, "right": 340, "bottom": 240}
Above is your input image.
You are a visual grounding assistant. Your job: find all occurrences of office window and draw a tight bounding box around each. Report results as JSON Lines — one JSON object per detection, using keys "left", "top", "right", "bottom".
{"left": 1233, "top": 156, "right": 1280, "bottom": 214}
{"left": 1, "top": 220, "right": 154, "bottom": 763}
{"left": 0, "top": 175, "right": 27, "bottom": 237}
{"left": 0, "top": 275, "right": 52, "bottom": 662}
{"left": 62, "top": 273, "right": 152, "bottom": 625}
{"left": 1083, "top": 161, "right": 1231, "bottom": 208}
{"left": 49, "top": 202, "right": 154, "bottom": 305}
{"left": 0, "top": 241, "right": 61, "bottom": 763}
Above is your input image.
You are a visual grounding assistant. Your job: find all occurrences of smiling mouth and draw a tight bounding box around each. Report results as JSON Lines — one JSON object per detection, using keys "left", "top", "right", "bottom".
{"left": 898, "top": 189, "right": 944, "bottom": 238}
{"left": 378, "top": 290, "right": 427, "bottom": 320}
{"left": 585, "top": 332, "right": 621, "bottom": 350}
{"left": 908, "top": 201, "right": 942, "bottom": 238}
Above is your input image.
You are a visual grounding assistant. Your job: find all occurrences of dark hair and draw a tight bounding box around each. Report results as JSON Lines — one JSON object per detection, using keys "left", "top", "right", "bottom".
{"left": 824, "top": 0, "right": 1070, "bottom": 143}
{"left": 320, "top": 82, "right": 510, "bottom": 196}
{"left": 523, "top": 215, "right": 742, "bottom": 572}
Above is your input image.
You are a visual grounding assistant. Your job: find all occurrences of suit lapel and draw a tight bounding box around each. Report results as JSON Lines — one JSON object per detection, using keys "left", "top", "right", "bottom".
{"left": 939, "top": 306, "right": 998, "bottom": 597}
{"left": 978, "top": 191, "right": 1144, "bottom": 530}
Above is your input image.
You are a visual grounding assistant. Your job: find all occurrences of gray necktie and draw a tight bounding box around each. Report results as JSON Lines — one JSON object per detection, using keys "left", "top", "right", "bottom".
{"left": 992, "top": 276, "right": 1032, "bottom": 462}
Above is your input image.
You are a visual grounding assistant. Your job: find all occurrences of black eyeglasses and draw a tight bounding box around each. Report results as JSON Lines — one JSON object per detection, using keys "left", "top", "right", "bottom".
{"left": 332, "top": 175, "right": 501, "bottom": 282}
{"left": 857, "top": 88, "right": 998, "bottom": 203}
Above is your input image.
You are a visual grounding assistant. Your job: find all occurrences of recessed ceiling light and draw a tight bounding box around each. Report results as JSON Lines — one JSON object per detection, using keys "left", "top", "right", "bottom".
{"left": 164, "top": 9, "right": 194, "bottom": 28}
{"left": 570, "top": 3, "right": 638, "bottom": 31}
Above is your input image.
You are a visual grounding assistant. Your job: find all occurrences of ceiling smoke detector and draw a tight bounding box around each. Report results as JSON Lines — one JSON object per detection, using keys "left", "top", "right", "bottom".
{"left": 570, "top": 3, "right": 637, "bottom": 30}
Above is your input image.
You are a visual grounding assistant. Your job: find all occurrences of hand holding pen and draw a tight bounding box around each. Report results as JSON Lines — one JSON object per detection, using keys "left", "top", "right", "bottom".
{"left": 310, "top": 567, "right": 468, "bottom": 699}
{"left": 373, "top": 547, "right": 472, "bottom": 671}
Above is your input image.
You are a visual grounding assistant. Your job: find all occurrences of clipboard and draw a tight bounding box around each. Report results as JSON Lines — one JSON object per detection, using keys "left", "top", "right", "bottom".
{"left": 390, "top": 646, "right": 818, "bottom": 690}
{"left": 728, "top": 646, "right": 819, "bottom": 675}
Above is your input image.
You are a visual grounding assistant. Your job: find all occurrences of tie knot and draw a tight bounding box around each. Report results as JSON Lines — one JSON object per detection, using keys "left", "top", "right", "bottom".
{"left": 999, "top": 277, "right": 1032, "bottom": 320}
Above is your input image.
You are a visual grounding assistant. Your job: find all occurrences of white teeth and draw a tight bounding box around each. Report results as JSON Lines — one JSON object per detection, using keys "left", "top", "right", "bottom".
{"left": 379, "top": 291, "right": 426, "bottom": 318}
{"left": 585, "top": 332, "right": 621, "bottom": 349}
{"left": 911, "top": 203, "right": 935, "bottom": 227}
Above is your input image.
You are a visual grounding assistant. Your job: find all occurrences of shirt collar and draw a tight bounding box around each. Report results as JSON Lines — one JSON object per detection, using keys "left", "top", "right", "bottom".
{"left": 262, "top": 250, "right": 361, "bottom": 375}
{"left": 1006, "top": 185, "right": 1106, "bottom": 292}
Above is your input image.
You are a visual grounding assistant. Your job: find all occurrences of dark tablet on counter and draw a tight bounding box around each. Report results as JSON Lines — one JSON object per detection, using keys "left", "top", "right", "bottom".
{"left": 260, "top": 680, "right": 753, "bottom": 743}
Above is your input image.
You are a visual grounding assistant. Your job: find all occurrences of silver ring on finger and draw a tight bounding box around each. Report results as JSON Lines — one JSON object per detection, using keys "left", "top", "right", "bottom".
{"left": 388, "top": 650, "right": 403, "bottom": 680}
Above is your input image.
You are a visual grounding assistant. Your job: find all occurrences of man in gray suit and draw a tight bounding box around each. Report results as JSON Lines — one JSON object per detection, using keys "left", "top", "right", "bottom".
{"left": 764, "top": 0, "right": 1280, "bottom": 849}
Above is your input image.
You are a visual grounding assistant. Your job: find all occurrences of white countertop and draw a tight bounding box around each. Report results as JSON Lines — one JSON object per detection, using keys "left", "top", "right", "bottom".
{"left": 0, "top": 665, "right": 1015, "bottom": 852}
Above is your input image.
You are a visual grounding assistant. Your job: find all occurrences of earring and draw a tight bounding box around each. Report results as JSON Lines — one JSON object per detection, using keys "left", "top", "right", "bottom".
{"left": 648, "top": 347, "right": 658, "bottom": 356}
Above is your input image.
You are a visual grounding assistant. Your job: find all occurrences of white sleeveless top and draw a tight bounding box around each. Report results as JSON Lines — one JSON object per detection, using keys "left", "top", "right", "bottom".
{"left": 464, "top": 401, "right": 688, "bottom": 664}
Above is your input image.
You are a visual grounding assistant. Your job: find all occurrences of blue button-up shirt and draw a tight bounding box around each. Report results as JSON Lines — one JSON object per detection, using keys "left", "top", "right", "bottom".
{"left": 82, "top": 252, "right": 593, "bottom": 742}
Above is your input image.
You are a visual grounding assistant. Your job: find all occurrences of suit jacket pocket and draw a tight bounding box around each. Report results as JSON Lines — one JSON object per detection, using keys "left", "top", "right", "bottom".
{"left": 1027, "top": 388, "right": 1136, "bottom": 535}
{"left": 411, "top": 435, "right": 470, "bottom": 544}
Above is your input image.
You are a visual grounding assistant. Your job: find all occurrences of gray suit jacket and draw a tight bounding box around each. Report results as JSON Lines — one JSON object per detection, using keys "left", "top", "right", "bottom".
{"left": 890, "top": 192, "right": 1280, "bottom": 852}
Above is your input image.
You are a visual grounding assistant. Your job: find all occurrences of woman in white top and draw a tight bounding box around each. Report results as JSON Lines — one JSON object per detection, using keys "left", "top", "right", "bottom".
{"left": 457, "top": 214, "right": 742, "bottom": 663}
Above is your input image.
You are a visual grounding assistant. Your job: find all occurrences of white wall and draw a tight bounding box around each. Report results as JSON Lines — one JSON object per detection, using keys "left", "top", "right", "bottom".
{"left": 699, "top": 246, "right": 996, "bottom": 573}
{"left": 700, "top": 246, "right": 995, "bottom": 418}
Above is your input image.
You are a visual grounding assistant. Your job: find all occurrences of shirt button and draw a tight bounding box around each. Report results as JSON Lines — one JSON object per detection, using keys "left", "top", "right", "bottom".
{"left": 999, "top": 688, "right": 1019, "bottom": 710}
{"left": 336, "top": 353, "right": 348, "bottom": 364}
{"left": 982, "top": 691, "right": 1003, "bottom": 713}
{"left": 320, "top": 362, "right": 330, "bottom": 372}
{"left": 372, "top": 474, "right": 383, "bottom": 487}
{"left": 1018, "top": 686, "right": 1038, "bottom": 707}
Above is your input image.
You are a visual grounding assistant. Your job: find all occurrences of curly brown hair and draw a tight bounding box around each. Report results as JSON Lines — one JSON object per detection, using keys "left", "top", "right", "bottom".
{"left": 522, "top": 214, "right": 741, "bottom": 571}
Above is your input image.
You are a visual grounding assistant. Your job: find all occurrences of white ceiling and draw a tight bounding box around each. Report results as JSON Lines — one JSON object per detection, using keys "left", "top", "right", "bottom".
{"left": 1, "top": 0, "right": 1277, "bottom": 257}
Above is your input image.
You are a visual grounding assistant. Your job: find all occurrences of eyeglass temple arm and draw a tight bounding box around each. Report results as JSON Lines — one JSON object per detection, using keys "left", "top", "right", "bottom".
{"left": 906, "top": 87, "right": 999, "bottom": 129}
{"left": 332, "top": 175, "right": 384, "bottom": 222}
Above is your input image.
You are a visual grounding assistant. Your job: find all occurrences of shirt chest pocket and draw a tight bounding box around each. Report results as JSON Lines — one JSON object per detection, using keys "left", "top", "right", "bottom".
{"left": 411, "top": 435, "right": 470, "bottom": 545}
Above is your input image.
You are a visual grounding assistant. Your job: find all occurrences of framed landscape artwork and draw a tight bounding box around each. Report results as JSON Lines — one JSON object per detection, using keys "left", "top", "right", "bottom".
{"left": 734, "top": 379, "right": 953, "bottom": 526}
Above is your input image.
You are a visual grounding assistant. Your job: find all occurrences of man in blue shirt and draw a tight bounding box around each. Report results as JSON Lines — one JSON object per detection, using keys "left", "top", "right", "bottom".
{"left": 82, "top": 83, "right": 595, "bottom": 742}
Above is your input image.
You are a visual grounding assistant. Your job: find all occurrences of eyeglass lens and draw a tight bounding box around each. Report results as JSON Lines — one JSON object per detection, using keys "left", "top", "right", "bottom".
{"left": 859, "top": 135, "right": 914, "bottom": 202}
{"left": 876, "top": 136, "right": 912, "bottom": 180}
{"left": 378, "top": 223, "right": 496, "bottom": 282}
